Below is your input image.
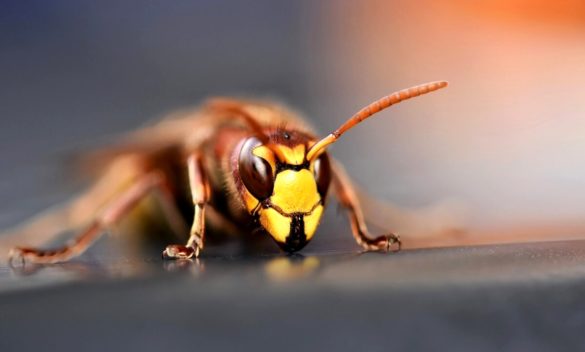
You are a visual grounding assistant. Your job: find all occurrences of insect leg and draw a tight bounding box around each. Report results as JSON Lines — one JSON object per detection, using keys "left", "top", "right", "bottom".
{"left": 152, "top": 178, "right": 189, "bottom": 240}
{"left": 205, "top": 206, "right": 241, "bottom": 237}
{"left": 162, "top": 153, "right": 210, "bottom": 260}
{"left": 330, "top": 160, "right": 401, "bottom": 252}
{"left": 8, "top": 172, "right": 179, "bottom": 265}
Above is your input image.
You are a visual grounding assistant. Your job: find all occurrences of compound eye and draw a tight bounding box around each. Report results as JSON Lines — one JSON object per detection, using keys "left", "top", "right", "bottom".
{"left": 313, "top": 152, "right": 331, "bottom": 198}
{"left": 238, "top": 137, "right": 274, "bottom": 200}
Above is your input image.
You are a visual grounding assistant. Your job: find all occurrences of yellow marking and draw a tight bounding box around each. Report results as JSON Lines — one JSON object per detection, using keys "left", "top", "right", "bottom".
{"left": 273, "top": 144, "right": 306, "bottom": 165}
{"left": 252, "top": 146, "right": 276, "bottom": 173}
{"left": 259, "top": 208, "right": 291, "bottom": 243}
{"left": 270, "top": 169, "right": 320, "bottom": 214}
{"left": 242, "top": 188, "right": 259, "bottom": 212}
{"left": 303, "top": 205, "right": 323, "bottom": 241}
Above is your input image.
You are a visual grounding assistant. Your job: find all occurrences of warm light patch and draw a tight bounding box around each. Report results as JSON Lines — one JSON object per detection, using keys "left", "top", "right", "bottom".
{"left": 264, "top": 256, "right": 320, "bottom": 281}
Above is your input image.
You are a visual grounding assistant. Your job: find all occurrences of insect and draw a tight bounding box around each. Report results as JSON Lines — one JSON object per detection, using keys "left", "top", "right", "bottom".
{"left": 6, "top": 81, "right": 447, "bottom": 264}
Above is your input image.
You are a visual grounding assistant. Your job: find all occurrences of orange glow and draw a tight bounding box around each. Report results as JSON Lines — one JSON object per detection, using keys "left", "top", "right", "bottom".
{"left": 304, "top": 0, "right": 585, "bottom": 245}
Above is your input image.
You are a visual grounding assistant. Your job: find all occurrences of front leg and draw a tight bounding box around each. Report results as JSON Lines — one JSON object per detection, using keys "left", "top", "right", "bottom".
{"left": 331, "top": 160, "right": 401, "bottom": 252}
{"left": 163, "top": 153, "right": 210, "bottom": 260}
{"left": 9, "top": 172, "right": 180, "bottom": 265}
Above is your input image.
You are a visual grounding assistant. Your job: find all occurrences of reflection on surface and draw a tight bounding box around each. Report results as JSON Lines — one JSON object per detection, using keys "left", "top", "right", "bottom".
{"left": 8, "top": 261, "right": 108, "bottom": 278}
{"left": 264, "top": 256, "right": 320, "bottom": 282}
{"left": 0, "top": 248, "right": 346, "bottom": 292}
{"left": 162, "top": 257, "right": 206, "bottom": 278}
{"left": 4, "top": 239, "right": 585, "bottom": 297}
{"left": 0, "top": 220, "right": 360, "bottom": 290}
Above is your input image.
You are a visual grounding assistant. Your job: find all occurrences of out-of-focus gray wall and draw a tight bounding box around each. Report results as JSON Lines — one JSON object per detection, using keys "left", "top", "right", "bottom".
{"left": 0, "top": 0, "right": 308, "bottom": 225}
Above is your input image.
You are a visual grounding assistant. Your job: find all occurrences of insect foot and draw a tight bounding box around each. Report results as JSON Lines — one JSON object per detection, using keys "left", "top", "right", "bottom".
{"left": 7, "top": 248, "right": 26, "bottom": 268}
{"left": 376, "top": 233, "right": 401, "bottom": 253}
{"left": 162, "top": 244, "right": 200, "bottom": 260}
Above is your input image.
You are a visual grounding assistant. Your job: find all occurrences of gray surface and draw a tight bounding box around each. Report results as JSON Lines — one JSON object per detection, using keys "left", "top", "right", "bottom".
{"left": 2, "top": 2, "right": 585, "bottom": 351}
{"left": 2, "top": 240, "right": 585, "bottom": 351}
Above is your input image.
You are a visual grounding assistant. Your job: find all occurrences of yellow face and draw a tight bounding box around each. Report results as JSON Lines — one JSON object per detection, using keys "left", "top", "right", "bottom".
{"left": 237, "top": 136, "right": 331, "bottom": 252}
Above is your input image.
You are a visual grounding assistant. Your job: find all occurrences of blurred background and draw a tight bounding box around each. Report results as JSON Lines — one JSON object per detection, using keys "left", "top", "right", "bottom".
{"left": 1, "top": 0, "right": 585, "bottom": 244}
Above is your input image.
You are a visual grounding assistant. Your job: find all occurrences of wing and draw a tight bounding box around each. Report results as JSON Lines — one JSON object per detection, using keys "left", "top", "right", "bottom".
{"left": 74, "top": 97, "right": 316, "bottom": 178}
{"left": 72, "top": 106, "right": 213, "bottom": 178}
{"left": 356, "top": 188, "right": 468, "bottom": 240}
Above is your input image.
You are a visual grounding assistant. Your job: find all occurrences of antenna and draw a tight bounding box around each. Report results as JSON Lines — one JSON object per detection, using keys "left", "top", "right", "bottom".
{"left": 306, "top": 81, "right": 448, "bottom": 161}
